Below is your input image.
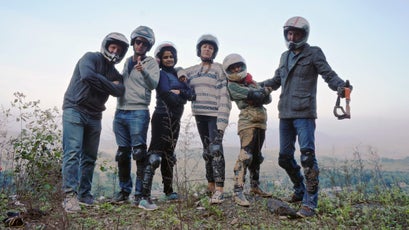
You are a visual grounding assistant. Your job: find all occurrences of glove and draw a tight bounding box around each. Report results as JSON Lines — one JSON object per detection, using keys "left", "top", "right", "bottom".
{"left": 247, "top": 88, "right": 266, "bottom": 106}
{"left": 180, "top": 88, "right": 196, "bottom": 101}
{"left": 337, "top": 80, "right": 353, "bottom": 98}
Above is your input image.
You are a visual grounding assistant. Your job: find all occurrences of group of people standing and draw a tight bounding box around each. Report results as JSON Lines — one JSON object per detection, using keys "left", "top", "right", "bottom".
{"left": 61, "top": 16, "right": 352, "bottom": 218}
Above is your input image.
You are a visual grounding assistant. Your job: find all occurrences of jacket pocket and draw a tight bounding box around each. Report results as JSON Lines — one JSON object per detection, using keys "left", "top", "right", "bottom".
{"left": 291, "top": 92, "right": 311, "bottom": 111}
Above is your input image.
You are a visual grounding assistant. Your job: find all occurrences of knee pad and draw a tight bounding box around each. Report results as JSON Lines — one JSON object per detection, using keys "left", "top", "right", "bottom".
{"left": 278, "top": 154, "right": 300, "bottom": 171}
{"left": 300, "top": 150, "right": 316, "bottom": 168}
{"left": 239, "top": 148, "right": 253, "bottom": 167}
{"left": 209, "top": 142, "right": 223, "bottom": 158}
{"left": 202, "top": 150, "right": 213, "bottom": 161}
{"left": 132, "top": 147, "right": 147, "bottom": 161}
{"left": 115, "top": 147, "right": 131, "bottom": 163}
{"left": 148, "top": 152, "right": 162, "bottom": 169}
{"left": 255, "top": 152, "right": 264, "bottom": 165}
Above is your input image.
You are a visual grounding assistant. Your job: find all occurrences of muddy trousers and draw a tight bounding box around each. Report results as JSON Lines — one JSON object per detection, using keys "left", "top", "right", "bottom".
{"left": 234, "top": 128, "right": 265, "bottom": 191}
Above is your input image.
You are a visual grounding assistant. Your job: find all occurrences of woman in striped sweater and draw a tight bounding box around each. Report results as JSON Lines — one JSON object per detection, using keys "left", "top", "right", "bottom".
{"left": 184, "top": 34, "right": 232, "bottom": 204}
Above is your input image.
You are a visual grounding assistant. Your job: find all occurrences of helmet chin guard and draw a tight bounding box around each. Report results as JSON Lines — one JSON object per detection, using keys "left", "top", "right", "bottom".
{"left": 101, "top": 32, "right": 129, "bottom": 64}
{"left": 223, "top": 53, "right": 247, "bottom": 82}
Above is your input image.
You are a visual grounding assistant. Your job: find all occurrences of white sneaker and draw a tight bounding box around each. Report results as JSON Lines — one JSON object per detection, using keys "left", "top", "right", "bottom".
{"left": 63, "top": 193, "right": 81, "bottom": 213}
{"left": 210, "top": 190, "right": 224, "bottom": 204}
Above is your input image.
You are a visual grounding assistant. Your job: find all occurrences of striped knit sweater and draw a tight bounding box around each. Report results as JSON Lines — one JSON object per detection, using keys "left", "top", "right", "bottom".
{"left": 185, "top": 62, "right": 232, "bottom": 131}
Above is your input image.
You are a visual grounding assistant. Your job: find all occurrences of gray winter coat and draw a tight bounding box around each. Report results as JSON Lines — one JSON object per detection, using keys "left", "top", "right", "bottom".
{"left": 262, "top": 44, "right": 347, "bottom": 119}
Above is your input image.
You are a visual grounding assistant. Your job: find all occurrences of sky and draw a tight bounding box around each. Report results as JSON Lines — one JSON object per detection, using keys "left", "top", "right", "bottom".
{"left": 1, "top": 0, "right": 408, "bottom": 158}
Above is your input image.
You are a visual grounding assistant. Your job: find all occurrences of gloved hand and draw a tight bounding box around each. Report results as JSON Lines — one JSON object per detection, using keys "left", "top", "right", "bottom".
{"left": 180, "top": 88, "right": 196, "bottom": 101}
{"left": 337, "top": 80, "right": 353, "bottom": 98}
{"left": 247, "top": 88, "right": 266, "bottom": 106}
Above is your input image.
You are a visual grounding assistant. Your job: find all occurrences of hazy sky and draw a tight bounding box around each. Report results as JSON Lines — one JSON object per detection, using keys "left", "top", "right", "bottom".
{"left": 1, "top": 0, "right": 408, "bottom": 158}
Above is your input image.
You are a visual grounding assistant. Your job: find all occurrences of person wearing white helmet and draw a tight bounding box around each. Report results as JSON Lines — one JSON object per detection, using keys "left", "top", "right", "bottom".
{"left": 261, "top": 16, "right": 353, "bottom": 217}
{"left": 137, "top": 42, "right": 196, "bottom": 210}
{"left": 62, "top": 32, "right": 129, "bottom": 212}
{"left": 112, "top": 26, "right": 160, "bottom": 206}
{"left": 184, "top": 34, "right": 232, "bottom": 204}
{"left": 223, "top": 53, "right": 273, "bottom": 207}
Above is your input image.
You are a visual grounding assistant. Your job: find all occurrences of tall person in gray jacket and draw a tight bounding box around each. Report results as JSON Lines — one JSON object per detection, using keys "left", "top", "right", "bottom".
{"left": 62, "top": 32, "right": 129, "bottom": 213}
{"left": 261, "top": 16, "right": 353, "bottom": 218}
{"left": 112, "top": 26, "right": 160, "bottom": 205}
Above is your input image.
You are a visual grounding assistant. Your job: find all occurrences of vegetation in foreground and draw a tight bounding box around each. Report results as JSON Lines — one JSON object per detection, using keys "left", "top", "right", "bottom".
{"left": 1, "top": 92, "right": 408, "bottom": 229}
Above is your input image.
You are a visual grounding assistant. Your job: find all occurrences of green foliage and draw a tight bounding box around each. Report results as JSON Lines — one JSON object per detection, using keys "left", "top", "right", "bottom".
{"left": 3, "top": 92, "right": 62, "bottom": 209}
{"left": 1, "top": 93, "right": 408, "bottom": 229}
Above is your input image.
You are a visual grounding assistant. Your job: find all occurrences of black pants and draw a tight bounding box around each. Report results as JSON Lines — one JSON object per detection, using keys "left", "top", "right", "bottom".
{"left": 148, "top": 111, "right": 181, "bottom": 195}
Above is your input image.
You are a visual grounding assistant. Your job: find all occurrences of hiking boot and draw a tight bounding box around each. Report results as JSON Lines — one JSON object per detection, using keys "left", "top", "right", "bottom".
{"left": 297, "top": 206, "right": 316, "bottom": 218}
{"left": 250, "top": 187, "right": 273, "bottom": 198}
{"left": 210, "top": 190, "right": 224, "bottom": 204}
{"left": 63, "top": 193, "right": 81, "bottom": 213}
{"left": 161, "top": 192, "right": 179, "bottom": 202}
{"left": 113, "top": 191, "right": 130, "bottom": 203}
{"left": 234, "top": 191, "right": 250, "bottom": 207}
{"left": 284, "top": 193, "right": 303, "bottom": 203}
{"left": 138, "top": 197, "right": 158, "bottom": 211}
{"left": 78, "top": 195, "right": 94, "bottom": 206}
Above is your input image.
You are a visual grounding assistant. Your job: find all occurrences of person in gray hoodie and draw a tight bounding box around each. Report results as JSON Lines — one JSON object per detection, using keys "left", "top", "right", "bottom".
{"left": 112, "top": 26, "right": 160, "bottom": 206}
{"left": 261, "top": 16, "right": 352, "bottom": 217}
{"left": 62, "top": 32, "right": 129, "bottom": 213}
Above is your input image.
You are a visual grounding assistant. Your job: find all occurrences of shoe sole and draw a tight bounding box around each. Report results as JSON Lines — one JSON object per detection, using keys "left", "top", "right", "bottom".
{"left": 78, "top": 201, "right": 93, "bottom": 207}
{"left": 138, "top": 205, "right": 158, "bottom": 211}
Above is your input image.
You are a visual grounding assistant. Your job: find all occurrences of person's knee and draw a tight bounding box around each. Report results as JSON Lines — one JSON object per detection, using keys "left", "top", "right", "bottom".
{"left": 300, "top": 149, "right": 316, "bottom": 168}
{"left": 202, "top": 149, "right": 213, "bottom": 161}
{"left": 239, "top": 148, "right": 253, "bottom": 167}
{"left": 278, "top": 154, "right": 300, "bottom": 171}
{"left": 148, "top": 151, "right": 162, "bottom": 170}
{"left": 132, "top": 146, "right": 147, "bottom": 161}
{"left": 115, "top": 147, "right": 131, "bottom": 163}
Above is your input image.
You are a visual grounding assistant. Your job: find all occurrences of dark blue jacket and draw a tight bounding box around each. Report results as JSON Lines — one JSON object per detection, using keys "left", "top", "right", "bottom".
{"left": 63, "top": 52, "right": 125, "bottom": 119}
{"left": 155, "top": 69, "right": 194, "bottom": 117}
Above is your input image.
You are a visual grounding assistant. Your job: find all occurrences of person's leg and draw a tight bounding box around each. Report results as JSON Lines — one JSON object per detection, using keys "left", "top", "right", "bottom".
{"left": 62, "top": 108, "right": 85, "bottom": 212}
{"left": 128, "top": 110, "right": 150, "bottom": 199}
{"left": 161, "top": 113, "right": 181, "bottom": 198}
{"left": 233, "top": 129, "right": 253, "bottom": 206}
{"left": 278, "top": 119, "right": 305, "bottom": 201}
{"left": 62, "top": 108, "right": 85, "bottom": 195}
{"left": 78, "top": 116, "right": 101, "bottom": 204}
{"left": 195, "top": 115, "right": 215, "bottom": 193}
{"left": 248, "top": 128, "right": 272, "bottom": 197}
{"left": 294, "top": 118, "right": 318, "bottom": 213}
{"left": 113, "top": 110, "right": 133, "bottom": 196}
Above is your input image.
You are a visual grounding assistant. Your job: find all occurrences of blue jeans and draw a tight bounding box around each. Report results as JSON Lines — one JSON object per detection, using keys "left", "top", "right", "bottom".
{"left": 113, "top": 109, "right": 150, "bottom": 194}
{"left": 279, "top": 118, "right": 319, "bottom": 209}
{"left": 62, "top": 108, "right": 101, "bottom": 199}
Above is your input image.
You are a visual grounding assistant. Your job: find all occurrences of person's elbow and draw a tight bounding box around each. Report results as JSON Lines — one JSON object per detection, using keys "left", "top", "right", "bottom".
{"left": 111, "top": 85, "right": 125, "bottom": 97}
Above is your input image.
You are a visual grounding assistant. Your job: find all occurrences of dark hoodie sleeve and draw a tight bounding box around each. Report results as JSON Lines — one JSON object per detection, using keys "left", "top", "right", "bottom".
{"left": 78, "top": 52, "right": 125, "bottom": 97}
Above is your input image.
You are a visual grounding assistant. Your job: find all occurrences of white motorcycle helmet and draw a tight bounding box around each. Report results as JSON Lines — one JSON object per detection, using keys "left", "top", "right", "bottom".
{"left": 130, "top": 26, "right": 155, "bottom": 51}
{"left": 100, "top": 32, "right": 129, "bottom": 64}
{"left": 223, "top": 53, "right": 247, "bottom": 82}
{"left": 154, "top": 41, "right": 178, "bottom": 67}
{"left": 196, "top": 34, "right": 219, "bottom": 60}
{"left": 283, "top": 16, "right": 310, "bottom": 50}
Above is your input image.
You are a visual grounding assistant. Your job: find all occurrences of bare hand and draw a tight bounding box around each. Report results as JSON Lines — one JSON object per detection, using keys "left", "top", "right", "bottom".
{"left": 170, "top": 89, "right": 180, "bottom": 94}
{"left": 112, "top": 81, "right": 119, "bottom": 85}
{"left": 134, "top": 56, "right": 143, "bottom": 71}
